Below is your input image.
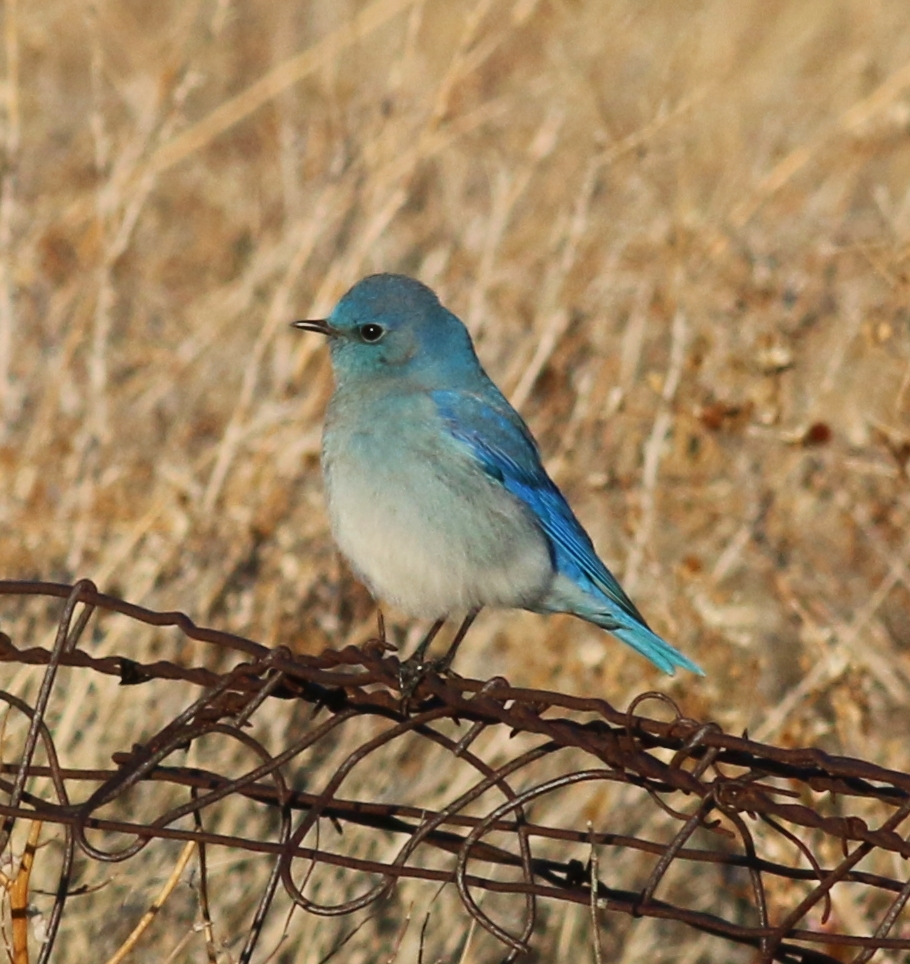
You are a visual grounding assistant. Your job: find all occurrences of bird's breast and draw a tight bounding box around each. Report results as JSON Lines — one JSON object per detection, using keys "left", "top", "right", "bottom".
{"left": 321, "top": 388, "right": 553, "bottom": 617}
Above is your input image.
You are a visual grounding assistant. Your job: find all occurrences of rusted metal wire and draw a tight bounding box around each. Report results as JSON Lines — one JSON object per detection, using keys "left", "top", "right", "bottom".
{"left": 1, "top": 579, "right": 909, "bottom": 962}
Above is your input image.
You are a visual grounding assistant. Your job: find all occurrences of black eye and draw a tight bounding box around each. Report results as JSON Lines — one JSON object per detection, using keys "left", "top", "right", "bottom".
{"left": 358, "top": 323, "right": 385, "bottom": 343}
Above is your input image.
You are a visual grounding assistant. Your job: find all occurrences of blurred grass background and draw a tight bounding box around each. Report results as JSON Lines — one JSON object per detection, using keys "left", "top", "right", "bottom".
{"left": 2, "top": 0, "right": 910, "bottom": 959}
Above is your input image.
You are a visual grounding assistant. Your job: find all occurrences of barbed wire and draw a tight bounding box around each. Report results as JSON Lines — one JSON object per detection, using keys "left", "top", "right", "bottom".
{"left": 0, "top": 579, "right": 908, "bottom": 962}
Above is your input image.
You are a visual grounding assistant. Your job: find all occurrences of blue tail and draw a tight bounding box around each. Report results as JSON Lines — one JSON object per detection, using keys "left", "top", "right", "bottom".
{"left": 537, "top": 573, "right": 704, "bottom": 676}
{"left": 606, "top": 618, "right": 704, "bottom": 676}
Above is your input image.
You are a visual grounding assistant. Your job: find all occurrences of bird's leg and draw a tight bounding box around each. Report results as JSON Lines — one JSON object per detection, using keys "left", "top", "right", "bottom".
{"left": 436, "top": 609, "right": 480, "bottom": 674}
{"left": 398, "top": 617, "right": 446, "bottom": 703}
{"left": 398, "top": 611, "right": 480, "bottom": 703}
{"left": 408, "top": 617, "right": 446, "bottom": 665}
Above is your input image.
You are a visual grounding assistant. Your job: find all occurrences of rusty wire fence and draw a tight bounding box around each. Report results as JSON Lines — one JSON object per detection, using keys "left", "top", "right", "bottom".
{"left": 0, "top": 579, "right": 909, "bottom": 963}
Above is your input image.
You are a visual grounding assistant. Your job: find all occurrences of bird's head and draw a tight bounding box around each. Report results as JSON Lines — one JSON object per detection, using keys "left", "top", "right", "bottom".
{"left": 293, "top": 274, "right": 483, "bottom": 390}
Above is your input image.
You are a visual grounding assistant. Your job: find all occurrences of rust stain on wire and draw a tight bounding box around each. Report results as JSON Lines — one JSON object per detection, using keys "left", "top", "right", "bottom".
{"left": 0, "top": 579, "right": 909, "bottom": 963}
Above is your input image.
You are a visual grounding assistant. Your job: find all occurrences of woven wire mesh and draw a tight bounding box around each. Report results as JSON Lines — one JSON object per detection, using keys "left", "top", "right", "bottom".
{"left": 1, "top": 579, "right": 909, "bottom": 963}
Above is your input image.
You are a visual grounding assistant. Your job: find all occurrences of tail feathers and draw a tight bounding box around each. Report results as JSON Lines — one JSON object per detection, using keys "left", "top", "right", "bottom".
{"left": 536, "top": 573, "right": 704, "bottom": 676}
{"left": 605, "top": 618, "right": 704, "bottom": 676}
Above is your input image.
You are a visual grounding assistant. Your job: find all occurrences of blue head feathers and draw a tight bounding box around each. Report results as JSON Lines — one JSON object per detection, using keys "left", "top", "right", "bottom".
{"left": 297, "top": 274, "right": 485, "bottom": 390}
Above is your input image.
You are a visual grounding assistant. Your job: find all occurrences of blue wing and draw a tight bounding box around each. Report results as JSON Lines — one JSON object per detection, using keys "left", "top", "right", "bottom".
{"left": 432, "top": 388, "right": 646, "bottom": 625}
{"left": 432, "top": 387, "right": 704, "bottom": 676}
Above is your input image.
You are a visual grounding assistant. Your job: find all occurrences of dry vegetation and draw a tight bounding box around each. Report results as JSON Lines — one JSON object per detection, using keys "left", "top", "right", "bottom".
{"left": 2, "top": 0, "right": 910, "bottom": 960}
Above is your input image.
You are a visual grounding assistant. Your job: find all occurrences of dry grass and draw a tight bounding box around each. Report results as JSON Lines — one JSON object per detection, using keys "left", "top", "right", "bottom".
{"left": 2, "top": 0, "right": 910, "bottom": 959}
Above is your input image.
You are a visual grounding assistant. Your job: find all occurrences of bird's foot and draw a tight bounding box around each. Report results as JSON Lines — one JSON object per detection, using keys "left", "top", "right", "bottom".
{"left": 397, "top": 611, "right": 477, "bottom": 709}
{"left": 398, "top": 652, "right": 461, "bottom": 709}
{"left": 398, "top": 653, "right": 435, "bottom": 705}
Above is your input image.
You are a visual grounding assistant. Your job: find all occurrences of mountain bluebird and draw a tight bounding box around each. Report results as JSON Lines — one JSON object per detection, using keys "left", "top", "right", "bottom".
{"left": 293, "top": 274, "right": 702, "bottom": 677}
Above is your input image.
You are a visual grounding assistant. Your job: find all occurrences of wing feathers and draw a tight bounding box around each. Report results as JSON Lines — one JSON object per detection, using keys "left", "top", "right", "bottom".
{"left": 432, "top": 389, "right": 646, "bottom": 626}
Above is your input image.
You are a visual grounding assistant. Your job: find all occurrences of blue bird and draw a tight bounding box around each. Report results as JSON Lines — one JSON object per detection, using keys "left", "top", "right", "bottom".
{"left": 293, "top": 274, "right": 702, "bottom": 677}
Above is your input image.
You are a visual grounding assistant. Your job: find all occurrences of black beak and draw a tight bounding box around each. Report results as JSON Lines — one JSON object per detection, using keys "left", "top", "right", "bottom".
{"left": 291, "top": 319, "right": 336, "bottom": 336}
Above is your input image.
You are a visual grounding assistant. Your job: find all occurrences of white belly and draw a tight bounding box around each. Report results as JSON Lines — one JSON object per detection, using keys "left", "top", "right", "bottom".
{"left": 322, "top": 393, "right": 553, "bottom": 617}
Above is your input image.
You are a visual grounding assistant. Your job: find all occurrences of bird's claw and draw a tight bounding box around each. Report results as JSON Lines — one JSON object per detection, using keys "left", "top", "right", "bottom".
{"left": 398, "top": 653, "right": 453, "bottom": 708}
